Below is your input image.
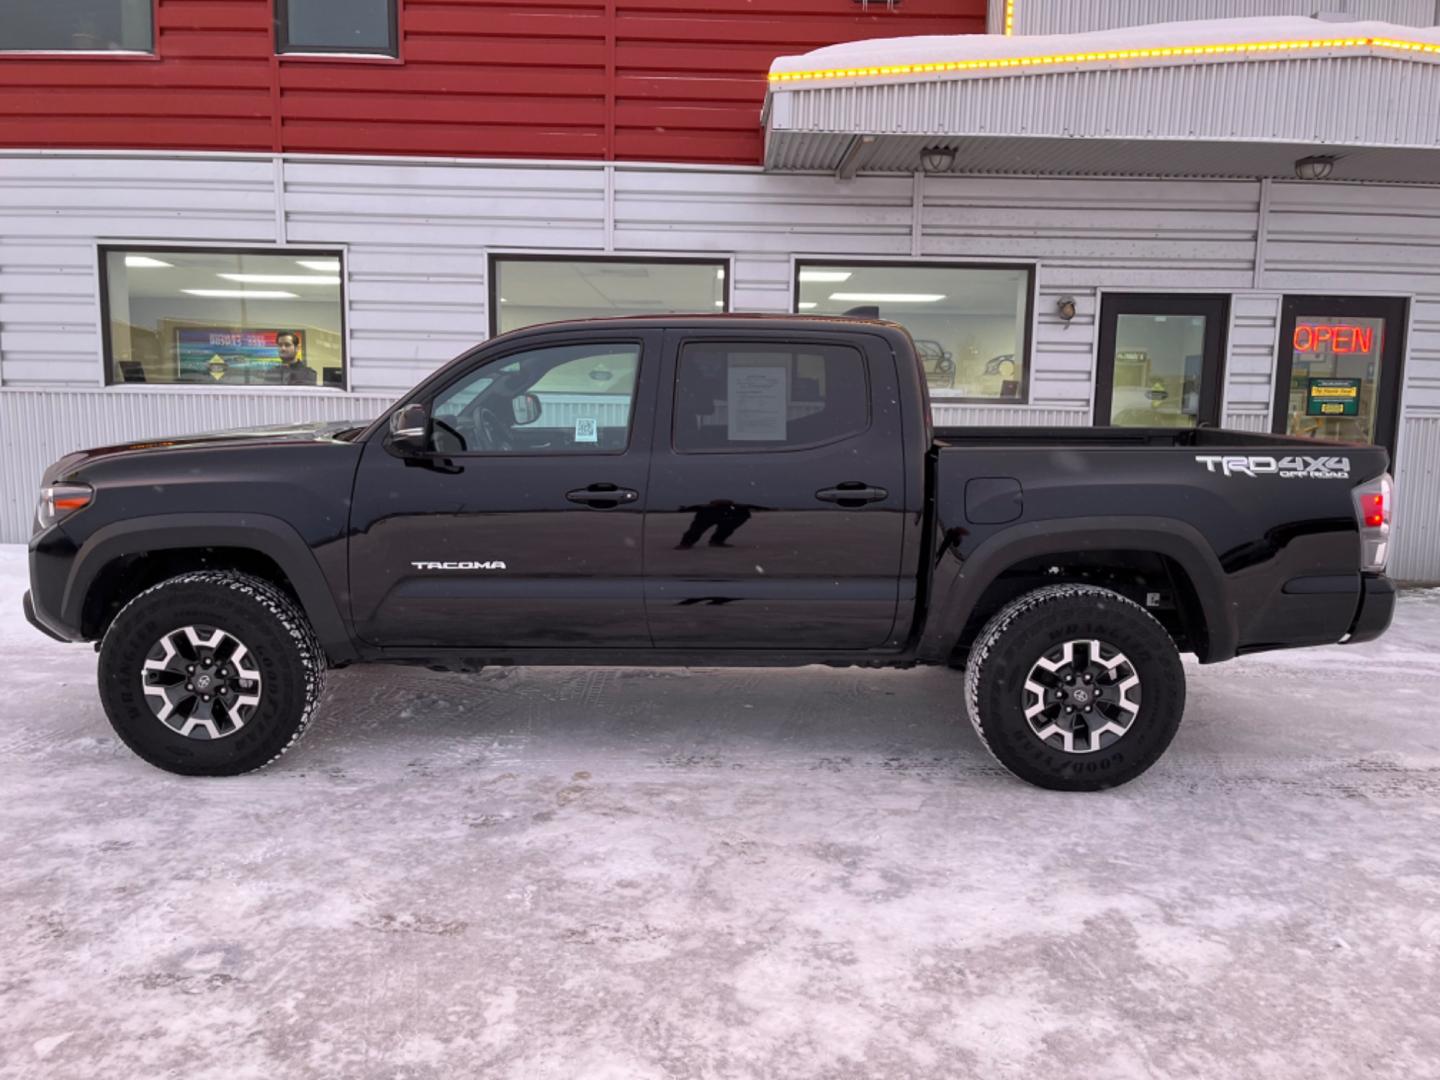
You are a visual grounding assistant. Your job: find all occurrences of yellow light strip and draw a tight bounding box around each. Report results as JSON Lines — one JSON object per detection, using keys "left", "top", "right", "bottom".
{"left": 1004, "top": 0, "right": 1015, "bottom": 36}
{"left": 768, "top": 34, "right": 1440, "bottom": 84}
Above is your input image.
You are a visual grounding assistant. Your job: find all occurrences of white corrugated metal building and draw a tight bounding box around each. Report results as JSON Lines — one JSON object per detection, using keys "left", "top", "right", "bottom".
{"left": 2, "top": 3, "right": 1439, "bottom": 579}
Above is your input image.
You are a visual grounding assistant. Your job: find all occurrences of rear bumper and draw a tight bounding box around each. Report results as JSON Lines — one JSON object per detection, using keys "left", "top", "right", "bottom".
{"left": 1342, "top": 573, "right": 1395, "bottom": 645}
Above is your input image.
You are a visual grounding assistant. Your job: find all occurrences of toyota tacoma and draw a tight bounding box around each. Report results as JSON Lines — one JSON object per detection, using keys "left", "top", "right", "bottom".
{"left": 24, "top": 316, "right": 1396, "bottom": 789}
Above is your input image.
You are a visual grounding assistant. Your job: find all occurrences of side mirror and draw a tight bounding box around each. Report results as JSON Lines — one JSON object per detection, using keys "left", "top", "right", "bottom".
{"left": 512, "top": 392, "right": 542, "bottom": 426}
{"left": 387, "top": 402, "right": 430, "bottom": 456}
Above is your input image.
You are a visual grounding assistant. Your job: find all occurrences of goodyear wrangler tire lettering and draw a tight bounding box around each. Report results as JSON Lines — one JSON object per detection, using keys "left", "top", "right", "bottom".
{"left": 963, "top": 584, "right": 1185, "bottom": 792}
{"left": 98, "top": 571, "right": 326, "bottom": 777}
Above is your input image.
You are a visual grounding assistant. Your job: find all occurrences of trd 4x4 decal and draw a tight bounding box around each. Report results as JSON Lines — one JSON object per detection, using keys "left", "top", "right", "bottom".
{"left": 1195, "top": 455, "right": 1350, "bottom": 479}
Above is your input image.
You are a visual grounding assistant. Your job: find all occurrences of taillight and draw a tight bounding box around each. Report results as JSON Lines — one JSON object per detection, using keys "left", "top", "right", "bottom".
{"left": 1351, "top": 473, "right": 1392, "bottom": 573}
{"left": 36, "top": 483, "right": 93, "bottom": 530}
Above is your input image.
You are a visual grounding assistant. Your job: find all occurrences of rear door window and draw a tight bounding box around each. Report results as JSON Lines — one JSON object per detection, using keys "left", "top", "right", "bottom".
{"left": 672, "top": 341, "right": 868, "bottom": 453}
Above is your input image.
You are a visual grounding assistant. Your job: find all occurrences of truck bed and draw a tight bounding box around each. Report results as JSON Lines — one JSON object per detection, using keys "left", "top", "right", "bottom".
{"left": 932, "top": 426, "right": 1362, "bottom": 450}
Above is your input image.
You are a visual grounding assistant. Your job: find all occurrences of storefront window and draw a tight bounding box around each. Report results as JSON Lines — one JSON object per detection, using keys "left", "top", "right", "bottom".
{"left": 101, "top": 248, "right": 346, "bottom": 388}
{"left": 491, "top": 256, "right": 728, "bottom": 335}
{"left": 1282, "top": 315, "right": 1386, "bottom": 443}
{"left": 2, "top": 0, "right": 152, "bottom": 52}
{"left": 795, "top": 262, "right": 1033, "bottom": 401}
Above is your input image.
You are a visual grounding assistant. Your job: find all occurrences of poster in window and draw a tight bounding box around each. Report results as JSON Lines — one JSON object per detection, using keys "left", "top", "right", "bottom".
{"left": 176, "top": 328, "right": 304, "bottom": 384}
{"left": 1305, "top": 377, "right": 1362, "bottom": 417}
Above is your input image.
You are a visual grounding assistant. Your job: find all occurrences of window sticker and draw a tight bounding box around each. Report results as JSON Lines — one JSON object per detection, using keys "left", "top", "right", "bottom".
{"left": 727, "top": 361, "right": 789, "bottom": 441}
{"left": 574, "top": 417, "right": 599, "bottom": 443}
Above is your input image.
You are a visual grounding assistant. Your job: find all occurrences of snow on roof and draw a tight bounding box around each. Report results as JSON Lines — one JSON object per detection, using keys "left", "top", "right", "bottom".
{"left": 768, "top": 16, "right": 1440, "bottom": 82}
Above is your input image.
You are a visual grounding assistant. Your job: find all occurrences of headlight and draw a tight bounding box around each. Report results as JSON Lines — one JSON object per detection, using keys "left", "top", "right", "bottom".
{"left": 36, "top": 483, "right": 93, "bottom": 530}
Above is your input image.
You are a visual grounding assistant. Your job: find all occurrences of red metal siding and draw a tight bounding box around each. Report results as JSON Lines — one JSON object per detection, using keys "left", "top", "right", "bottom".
{"left": 0, "top": 0, "right": 985, "bottom": 164}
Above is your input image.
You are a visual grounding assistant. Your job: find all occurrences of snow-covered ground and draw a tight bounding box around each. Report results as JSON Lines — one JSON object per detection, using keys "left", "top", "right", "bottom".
{"left": 2, "top": 544, "right": 1438, "bottom": 1080}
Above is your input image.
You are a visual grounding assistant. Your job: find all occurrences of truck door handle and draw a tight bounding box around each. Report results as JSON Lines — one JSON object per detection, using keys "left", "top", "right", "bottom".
{"left": 565, "top": 483, "right": 639, "bottom": 508}
{"left": 815, "top": 482, "right": 888, "bottom": 506}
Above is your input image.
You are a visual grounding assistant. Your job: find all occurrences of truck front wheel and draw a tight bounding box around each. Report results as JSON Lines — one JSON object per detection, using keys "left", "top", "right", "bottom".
{"left": 98, "top": 571, "right": 327, "bottom": 776}
{"left": 963, "top": 585, "right": 1184, "bottom": 791}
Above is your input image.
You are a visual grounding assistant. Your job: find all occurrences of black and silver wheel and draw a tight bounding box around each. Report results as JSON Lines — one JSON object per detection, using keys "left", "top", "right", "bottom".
{"left": 99, "top": 571, "right": 326, "bottom": 776}
{"left": 963, "top": 584, "right": 1184, "bottom": 791}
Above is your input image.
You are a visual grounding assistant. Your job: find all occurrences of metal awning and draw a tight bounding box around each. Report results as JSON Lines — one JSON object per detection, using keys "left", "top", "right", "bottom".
{"left": 763, "top": 18, "right": 1440, "bottom": 181}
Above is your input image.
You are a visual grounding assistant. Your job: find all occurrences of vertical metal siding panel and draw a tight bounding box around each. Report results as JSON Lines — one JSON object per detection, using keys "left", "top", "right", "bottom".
{"left": 931, "top": 403, "right": 1087, "bottom": 427}
{"left": 1389, "top": 416, "right": 1440, "bottom": 582}
{"left": 1222, "top": 412, "right": 1270, "bottom": 432}
{"left": 0, "top": 389, "right": 393, "bottom": 541}
{"left": 1015, "top": 0, "right": 1436, "bottom": 34}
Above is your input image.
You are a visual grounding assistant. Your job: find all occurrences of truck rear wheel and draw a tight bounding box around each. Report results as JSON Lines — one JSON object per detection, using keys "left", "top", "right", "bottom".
{"left": 963, "top": 584, "right": 1184, "bottom": 791}
{"left": 98, "top": 571, "right": 326, "bottom": 776}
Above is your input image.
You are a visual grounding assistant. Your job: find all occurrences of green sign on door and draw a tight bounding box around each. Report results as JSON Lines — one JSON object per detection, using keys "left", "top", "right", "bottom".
{"left": 1306, "top": 377, "right": 1362, "bottom": 417}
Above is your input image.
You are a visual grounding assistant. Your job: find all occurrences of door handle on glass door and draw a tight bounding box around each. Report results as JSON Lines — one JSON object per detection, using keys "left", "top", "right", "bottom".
{"left": 814, "top": 483, "right": 888, "bottom": 506}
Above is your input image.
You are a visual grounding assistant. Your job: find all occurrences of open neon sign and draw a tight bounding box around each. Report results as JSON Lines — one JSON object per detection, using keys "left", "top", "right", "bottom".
{"left": 1293, "top": 323, "right": 1376, "bottom": 354}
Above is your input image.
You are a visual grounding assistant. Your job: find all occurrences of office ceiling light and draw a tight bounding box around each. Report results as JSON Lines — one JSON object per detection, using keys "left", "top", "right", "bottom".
{"left": 829, "top": 292, "right": 946, "bottom": 303}
{"left": 296, "top": 259, "right": 341, "bottom": 271}
{"left": 921, "top": 146, "right": 957, "bottom": 173}
{"left": 182, "top": 289, "right": 299, "bottom": 299}
{"left": 124, "top": 255, "right": 173, "bottom": 269}
{"left": 1295, "top": 155, "right": 1337, "bottom": 180}
{"left": 798, "top": 302, "right": 818, "bottom": 310}
{"left": 218, "top": 273, "right": 341, "bottom": 285}
{"left": 768, "top": 35, "right": 1440, "bottom": 84}
{"left": 798, "top": 270, "right": 852, "bottom": 283}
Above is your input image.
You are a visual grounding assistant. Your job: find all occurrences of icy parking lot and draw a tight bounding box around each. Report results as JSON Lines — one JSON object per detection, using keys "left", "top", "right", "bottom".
{"left": 2, "top": 545, "right": 1439, "bottom": 1080}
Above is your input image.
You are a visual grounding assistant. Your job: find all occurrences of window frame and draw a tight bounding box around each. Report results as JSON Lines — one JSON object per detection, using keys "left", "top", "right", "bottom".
{"left": 423, "top": 336, "right": 648, "bottom": 458}
{"left": 274, "top": 0, "right": 399, "bottom": 58}
{"left": 97, "top": 242, "right": 351, "bottom": 391}
{"left": 791, "top": 257, "right": 1036, "bottom": 406}
{"left": 487, "top": 253, "right": 733, "bottom": 339}
{"left": 1093, "top": 292, "right": 1229, "bottom": 428}
{"left": 0, "top": 0, "right": 158, "bottom": 56}
{"left": 669, "top": 335, "right": 873, "bottom": 456}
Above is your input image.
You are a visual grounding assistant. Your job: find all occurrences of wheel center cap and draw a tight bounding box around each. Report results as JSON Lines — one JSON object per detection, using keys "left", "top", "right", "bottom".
{"left": 196, "top": 674, "right": 214, "bottom": 691}
{"left": 1071, "top": 686, "right": 1092, "bottom": 705}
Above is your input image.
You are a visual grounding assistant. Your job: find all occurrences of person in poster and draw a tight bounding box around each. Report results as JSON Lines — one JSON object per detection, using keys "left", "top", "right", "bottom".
{"left": 273, "top": 331, "right": 316, "bottom": 386}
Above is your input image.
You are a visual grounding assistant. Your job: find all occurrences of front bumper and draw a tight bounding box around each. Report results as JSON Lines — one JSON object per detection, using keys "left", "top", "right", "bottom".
{"left": 26, "top": 526, "right": 84, "bottom": 643}
{"left": 23, "top": 590, "right": 69, "bottom": 642}
{"left": 1342, "top": 573, "right": 1396, "bottom": 645}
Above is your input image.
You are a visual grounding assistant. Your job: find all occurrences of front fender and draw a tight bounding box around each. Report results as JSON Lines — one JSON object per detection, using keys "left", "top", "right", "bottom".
{"left": 63, "top": 512, "right": 358, "bottom": 664}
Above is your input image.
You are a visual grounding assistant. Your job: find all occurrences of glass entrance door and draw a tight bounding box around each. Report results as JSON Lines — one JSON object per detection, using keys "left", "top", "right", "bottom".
{"left": 1273, "top": 296, "right": 1407, "bottom": 451}
{"left": 1095, "top": 294, "right": 1228, "bottom": 427}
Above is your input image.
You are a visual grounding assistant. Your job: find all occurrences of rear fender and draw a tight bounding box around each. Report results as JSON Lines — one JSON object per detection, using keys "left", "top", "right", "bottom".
{"left": 918, "top": 516, "right": 1236, "bottom": 663}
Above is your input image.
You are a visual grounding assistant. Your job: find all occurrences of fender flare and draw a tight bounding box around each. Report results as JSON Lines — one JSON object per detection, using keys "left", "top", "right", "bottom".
{"left": 64, "top": 513, "right": 358, "bottom": 663}
{"left": 918, "top": 516, "right": 1237, "bottom": 663}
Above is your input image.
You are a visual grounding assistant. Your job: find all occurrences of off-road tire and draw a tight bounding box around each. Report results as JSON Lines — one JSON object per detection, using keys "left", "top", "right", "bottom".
{"left": 98, "top": 571, "right": 326, "bottom": 776}
{"left": 963, "top": 584, "right": 1184, "bottom": 791}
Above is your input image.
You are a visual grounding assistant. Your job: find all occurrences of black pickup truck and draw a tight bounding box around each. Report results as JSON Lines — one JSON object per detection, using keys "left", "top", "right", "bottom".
{"left": 25, "top": 316, "right": 1395, "bottom": 790}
